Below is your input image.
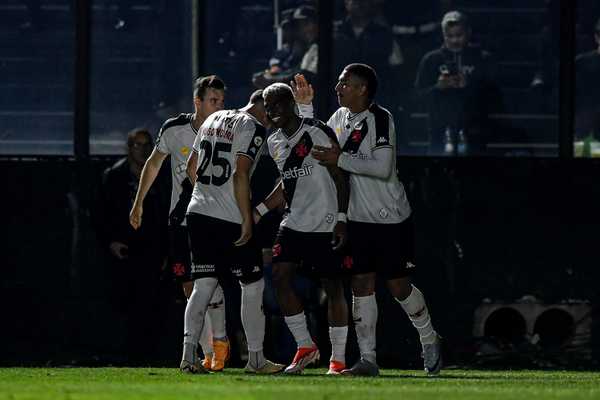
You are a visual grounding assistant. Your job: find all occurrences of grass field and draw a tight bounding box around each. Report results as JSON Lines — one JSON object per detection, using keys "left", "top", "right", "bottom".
{"left": 1, "top": 368, "right": 599, "bottom": 400}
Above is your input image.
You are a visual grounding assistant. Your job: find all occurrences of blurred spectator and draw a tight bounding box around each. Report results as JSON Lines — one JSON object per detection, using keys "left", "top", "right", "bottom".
{"left": 96, "top": 128, "right": 170, "bottom": 364}
{"left": 415, "top": 11, "right": 497, "bottom": 155}
{"left": 252, "top": 8, "right": 307, "bottom": 88}
{"left": 333, "top": 0, "right": 402, "bottom": 83}
{"left": 252, "top": 5, "right": 318, "bottom": 88}
{"left": 575, "top": 17, "right": 600, "bottom": 139}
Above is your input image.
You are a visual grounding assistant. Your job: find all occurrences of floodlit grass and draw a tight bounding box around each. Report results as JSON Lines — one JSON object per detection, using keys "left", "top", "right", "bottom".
{"left": 0, "top": 368, "right": 599, "bottom": 400}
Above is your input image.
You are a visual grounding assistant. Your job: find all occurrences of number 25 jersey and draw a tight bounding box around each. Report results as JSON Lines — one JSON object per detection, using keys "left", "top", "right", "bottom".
{"left": 186, "top": 109, "right": 267, "bottom": 224}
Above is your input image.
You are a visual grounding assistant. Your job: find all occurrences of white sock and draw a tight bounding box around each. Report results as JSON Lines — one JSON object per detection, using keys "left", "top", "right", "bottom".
{"left": 395, "top": 285, "right": 437, "bottom": 345}
{"left": 198, "top": 312, "right": 213, "bottom": 357}
{"left": 284, "top": 311, "right": 314, "bottom": 348}
{"left": 353, "top": 294, "right": 377, "bottom": 363}
{"left": 240, "top": 278, "right": 265, "bottom": 353}
{"left": 207, "top": 284, "right": 227, "bottom": 340}
{"left": 329, "top": 326, "right": 348, "bottom": 364}
{"left": 182, "top": 277, "right": 218, "bottom": 361}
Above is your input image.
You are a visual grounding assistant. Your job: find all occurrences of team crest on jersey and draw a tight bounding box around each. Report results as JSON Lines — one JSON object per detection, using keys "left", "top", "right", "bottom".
{"left": 272, "top": 243, "right": 282, "bottom": 257}
{"left": 254, "top": 136, "right": 263, "bottom": 147}
{"left": 295, "top": 140, "right": 310, "bottom": 157}
{"left": 180, "top": 146, "right": 190, "bottom": 155}
{"left": 351, "top": 130, "right": 362, "bottom": 143}
{"left": 172, "top": 263, "right": 186, "bottom": 276}
{"left": 379, "top": 208, "right": 389, "bottom": 219}
{"left": 326, "top": 213, "right": 334, "bottom": 223}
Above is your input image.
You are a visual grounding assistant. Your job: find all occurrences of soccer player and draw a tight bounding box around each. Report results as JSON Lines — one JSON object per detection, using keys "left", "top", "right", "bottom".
{"left": 181, "top": 89, "right": 284, "bottom": 374}
{"left": 252, "top": 83, "right": 350, "bottom": 375}
{"left": 293, "top": 65, "right": 442, "bottom": 376}
{"left": 129, "top": 75, "right": 230, "bottom": 371}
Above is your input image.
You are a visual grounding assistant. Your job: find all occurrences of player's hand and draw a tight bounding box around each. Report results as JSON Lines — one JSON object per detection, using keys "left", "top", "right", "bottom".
{"left": 331, "top": 222, "right": 347, "bottom": 251}
{"left": 234, "top": 220, "right": 253, "bottom": 247}
{"left": 312, "top": 138, "right": 342, "bottom": 166}
{"left": 291, "top": 74, "right": 314, "bottom": 105}
{"left": 129, "top": 204, "right": 143, "bottom": 230}
{"left": 109, "top": 241, "right": 129, "bottom": 260}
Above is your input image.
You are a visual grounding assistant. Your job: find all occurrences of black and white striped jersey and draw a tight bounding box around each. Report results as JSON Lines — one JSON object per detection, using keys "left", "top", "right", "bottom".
{"left": 267, "top": 117, "right": 340, "bottom": 233}
{"left": 187, "top": 109, "right": 267, "bottom": 224}
{"left": 327, "top": 104, "right": 411, "bottom": 224}
{"left": 155, "top": 113, "right": 197, "bottom": 226}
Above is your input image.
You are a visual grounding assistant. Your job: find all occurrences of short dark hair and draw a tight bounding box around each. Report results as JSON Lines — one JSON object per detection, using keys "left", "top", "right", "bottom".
{"left": 249, "top": 89, "right": 264, "bottom": 105}
{"left": 344, "top": 63, "right": 378, "bottom": 101}
{"left": 263, "top": 83, "right": 294, "bottom": 104}
{"left": 193, "top": 75, "right": 226, "bottom": 99}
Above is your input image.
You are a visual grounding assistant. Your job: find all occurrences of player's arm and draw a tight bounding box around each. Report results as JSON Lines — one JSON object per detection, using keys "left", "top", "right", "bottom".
{"left": 326, "top": 164, "right": 349, "bottom": 251}
{"left": 233, "top": 155, "right": 254, "bottom": 246}
{"left": 253, "top": 179, "right": 285, "bottom": 224}
{"left": 291, "top": 74, "right": 315, "bottom": 117}
{"left": 129, "top": 148, "right": 168, "bottom": 229}
{"left": 186, "top": 150, "right": 199, "bottom": 183}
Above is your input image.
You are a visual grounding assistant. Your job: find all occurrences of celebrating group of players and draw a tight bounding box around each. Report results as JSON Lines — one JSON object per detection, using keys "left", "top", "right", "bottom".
{"left": 129, "top": 63, "right": 442, "bottom": 377}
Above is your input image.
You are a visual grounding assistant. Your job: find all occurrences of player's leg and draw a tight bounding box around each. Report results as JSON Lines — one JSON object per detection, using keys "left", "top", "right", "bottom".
{"left": 271, "top": 229, "right": 319, "bottom": 374}
{"left": 384, "top": 217, "right": 442, "bottom": 375}
{"left": 387, "top": 277, "right": 442, "bottom": 375}
{"left": 234, "top": 234, "right": 284, "bottom": 374}
{"left": 206, "top": 284, "right": 229, "bottom": 371}
{"left": 321, "top": 277, "right": 348, "bottom": 375}
{"left": 174, "top": 224, "right": 226, "bottom": 371}
{"left": 341, "top": 222, "right": 380, "bottom": 377}
{"left": 180, "top": 214, "right": 220, "bottom": 373}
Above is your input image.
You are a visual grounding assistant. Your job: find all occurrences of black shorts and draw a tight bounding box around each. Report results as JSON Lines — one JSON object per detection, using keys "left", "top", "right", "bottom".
{"left": 345, "top": 216, "right": 416, "bottom": 280}
{"left": 186, "top": 213, "right": 263, "bottom": 284}
{"left": 168, "top": 225, "right": 192, "bottom": 283}
{"left": 271, "top": 227, "right": 344, "bottom": 278}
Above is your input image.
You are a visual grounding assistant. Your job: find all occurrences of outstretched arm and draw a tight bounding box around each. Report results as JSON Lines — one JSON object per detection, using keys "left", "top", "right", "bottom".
{"left": 129, "top": 148, "right": 168, "bottom": 229}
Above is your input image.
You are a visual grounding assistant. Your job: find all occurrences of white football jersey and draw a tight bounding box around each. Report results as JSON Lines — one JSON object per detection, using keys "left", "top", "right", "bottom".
{"left": 187, "top": 109, "right": 267, "bottom": 224}
{"left": 327, "top": 104, "right": 411, "bottom": 223}
{"left": 155, "top": 113, "right": 197, "bottom": 226}
{"left": 268, "top": 117, "right": 340, "bottom": 233}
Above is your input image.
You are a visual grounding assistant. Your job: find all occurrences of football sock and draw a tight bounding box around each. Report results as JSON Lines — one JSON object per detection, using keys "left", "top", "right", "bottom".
{"left": 240, "top": 278, "right": 265, "bottom": 353}
{"left": 329, "top": 326, "right": 348, "bottom": 364}
{"left": 395, "top": 285, "right": 437, "bottom": 345}
{"left": 352, "top": 294, "right": 378, "bottom": 363}
{"left": 183, "top": 277, "right": 218, "bottom": 360}
{"left": 208, "top": 284, "right": 227, "bottom": 340}
{"left": 198, "top": 312, "right": 213, "bottom": 357}
{"left": 284, "top": 311, "right": 314, "bottom": 348}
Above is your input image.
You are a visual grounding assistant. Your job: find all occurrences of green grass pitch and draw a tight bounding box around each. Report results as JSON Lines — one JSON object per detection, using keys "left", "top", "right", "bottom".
{"left": 1, "top": 368, "right": 599, "bottom": 400}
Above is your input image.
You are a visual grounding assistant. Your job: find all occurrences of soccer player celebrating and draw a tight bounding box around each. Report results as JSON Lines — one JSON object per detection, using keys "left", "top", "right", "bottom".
{"left": 253, "top": 83, "right": 350, "bottom": 375}
{"left": 129, "top": 75, "right": 230, "bottom": 371}
{"left": 181, "top": 89, "right": 284, "bottom": 374}
{"left": 294, "top": 65, "right": 442, "bottom": 376}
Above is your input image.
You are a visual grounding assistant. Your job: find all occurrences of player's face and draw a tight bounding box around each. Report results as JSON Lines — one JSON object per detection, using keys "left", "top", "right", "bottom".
{"left": 335, "top": 70, "right": 365, "bottom": 109}
{"left": 196, "top": 88, "right": 225, "bottom": 119}
{"left": 443, "top": 25, "right": 468, "bottom": 52}
{"left": 264, "top": 93, "right": 292, "bottom": 129}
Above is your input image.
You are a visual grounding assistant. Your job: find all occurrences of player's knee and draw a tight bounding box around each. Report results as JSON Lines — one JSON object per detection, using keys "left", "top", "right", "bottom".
{"left": 351, "top": 273, "right": 376, "bottom": 297}
{"left": 321, "top": 278, "right": 344, "bottom": 301}
{"left": 271, "top": 263, "right": 294, "bottom": 289}
{"left": 387, "top": 277, "right": 412, "bottom": 300}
